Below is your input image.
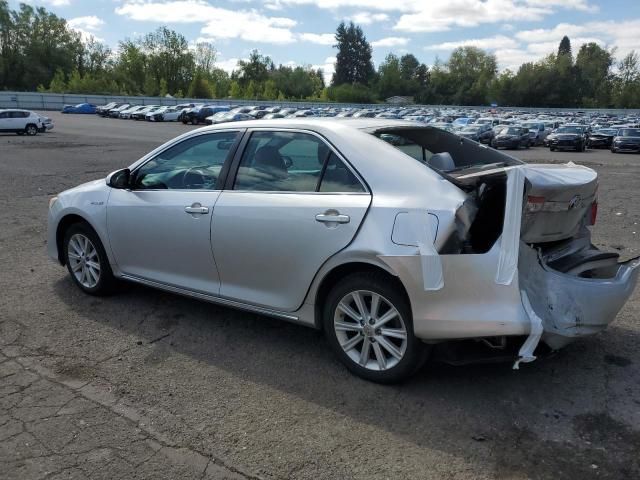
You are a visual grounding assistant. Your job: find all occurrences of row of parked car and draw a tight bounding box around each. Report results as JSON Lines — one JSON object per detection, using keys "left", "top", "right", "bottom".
{"left": 62, "top": 101, "right": 640, "bottom": 153}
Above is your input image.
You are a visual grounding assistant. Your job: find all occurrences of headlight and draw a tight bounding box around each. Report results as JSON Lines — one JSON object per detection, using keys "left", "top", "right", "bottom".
{"left": 49, "top": 196, "right": 58, "bottom": 209}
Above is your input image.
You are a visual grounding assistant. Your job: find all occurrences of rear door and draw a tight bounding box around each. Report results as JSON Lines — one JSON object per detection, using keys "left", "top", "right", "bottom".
{"left": 212, "top": 129, "right": 371, "bottom": 311}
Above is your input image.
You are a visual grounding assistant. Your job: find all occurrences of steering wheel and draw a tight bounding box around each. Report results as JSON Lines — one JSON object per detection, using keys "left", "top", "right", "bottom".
{"left": 182, "top": 167, "right": 208, "bottom": 189}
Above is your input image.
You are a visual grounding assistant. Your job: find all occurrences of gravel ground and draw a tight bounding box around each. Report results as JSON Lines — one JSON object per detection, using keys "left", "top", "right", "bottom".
{"left": 1, "top": 113, "right": 639, "bottom": 480}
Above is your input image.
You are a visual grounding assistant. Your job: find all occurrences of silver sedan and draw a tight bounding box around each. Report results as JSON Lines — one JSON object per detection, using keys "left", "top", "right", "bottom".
{"left": 47, "top": 119, "right": 639, "bottom": 382}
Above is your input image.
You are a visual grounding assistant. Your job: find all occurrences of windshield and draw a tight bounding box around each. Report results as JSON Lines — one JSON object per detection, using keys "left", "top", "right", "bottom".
{"left": 620, "top": 128, "right": 640, "bottom": 137}
{"left": 371, "top": 127, "right": 522, "bottom": 173}
{"left": 461, "top": 126, "right": 481, "bottom": 132}
{"left": 594, "top": 129, "right": 617, "bottom": 135}
{"left": 556, "top": 126, "right": 583, "bottom": 134}
{"left": 475, "top": 119, "right": 493, "bottom": 125}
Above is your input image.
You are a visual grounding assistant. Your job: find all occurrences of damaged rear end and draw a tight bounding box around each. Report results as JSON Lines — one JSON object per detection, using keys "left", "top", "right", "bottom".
{"left": 454, "top": 161, "right": 640, "bottom": 362}
{"left": 375, "top": 126, "right": 639, "bottom": 366}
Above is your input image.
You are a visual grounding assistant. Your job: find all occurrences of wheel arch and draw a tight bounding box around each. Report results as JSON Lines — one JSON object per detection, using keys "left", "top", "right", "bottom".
{"left": 55, "top": 214, "right": 99, "bottom": 265}
{"left": 313, "top": 261, "right": 411, "bottom": 330}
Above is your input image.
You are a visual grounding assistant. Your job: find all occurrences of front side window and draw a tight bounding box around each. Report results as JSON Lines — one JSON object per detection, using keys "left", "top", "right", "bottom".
{"left": 132, "top": 131, "right": 239, "bottom": 190}
{"left": 234, "top": 131, "right": 365, "bottom": 193}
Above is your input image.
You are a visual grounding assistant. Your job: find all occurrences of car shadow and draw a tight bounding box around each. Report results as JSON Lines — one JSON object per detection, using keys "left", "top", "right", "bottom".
{"left": 51, "top": 277, "right": 640, "bottom": 479}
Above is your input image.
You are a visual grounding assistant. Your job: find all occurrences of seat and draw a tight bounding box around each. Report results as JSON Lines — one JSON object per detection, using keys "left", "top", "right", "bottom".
{"left": 428, "top": 152, "right": 455, "bottom": 171}
{"left": 253, "top": 146, "right": 288, "bottom": 179}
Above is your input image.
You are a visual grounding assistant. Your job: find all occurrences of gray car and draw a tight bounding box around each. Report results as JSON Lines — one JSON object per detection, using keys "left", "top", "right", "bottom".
{"left": 47, "top": 119, "right": 639, "bottom": 382}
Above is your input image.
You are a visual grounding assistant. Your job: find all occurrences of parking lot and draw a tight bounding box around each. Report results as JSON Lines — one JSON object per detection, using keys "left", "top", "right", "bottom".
{"left": 1, "top": 112, "right": 640, "bottom": 479}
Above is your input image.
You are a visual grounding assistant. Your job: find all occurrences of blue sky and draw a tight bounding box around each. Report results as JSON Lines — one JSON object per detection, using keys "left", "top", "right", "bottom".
{"left": 14, "top": 0, "right": 640, "bottom": 81}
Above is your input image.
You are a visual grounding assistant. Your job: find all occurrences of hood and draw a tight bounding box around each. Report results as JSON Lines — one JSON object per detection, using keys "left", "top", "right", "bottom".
{"left": 615, "top": 136, "right": 640, "bottom": 143}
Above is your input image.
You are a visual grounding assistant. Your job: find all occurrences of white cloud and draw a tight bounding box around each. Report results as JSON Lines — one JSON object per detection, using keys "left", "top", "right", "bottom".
{"left": 371, "top": 36, "right": 409, "bottom": 47}
{"left": 42, "top": 0, "right": 71, "bottom": 5}
{"left": 312, "top": 56, "right": 336, "bottom": 85}
{"left": 299, "top": 33, "right": 335, "bottom": 45}
{"left": 116, "top": 0, "right": 297, "bottom": 44}
{"left": 67, "top": 15, "right": 105, "bottom": 43}
{"left": 346, "top": 12, "right": 389, "bottom": 24}
{"left": 68, "top": 16, "right": 104, "bottom": 32}
{"left": 261, "top": 0, "right": 597, "bottom": 32}
{"left": 425, "top": 35, "right": 518, "bottom": 51}
{"left": 517, "top": 20, "right": 640, "bottom": 57}
{"left": 215, "top": 57, "right": 242, "bottom": 74}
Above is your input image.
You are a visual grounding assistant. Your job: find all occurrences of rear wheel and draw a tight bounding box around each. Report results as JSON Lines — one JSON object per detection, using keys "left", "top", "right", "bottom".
{"left": 63, "top": 223, "right": 116, "bottom": 295}
{"left": 550, "top": 146, "right": 556, "bottom": 151}
{"left": 25, "top": 124, "right": 38, "bottom": 136}
{"left": 323, "top": 273, "right": 429, "bottom": 383}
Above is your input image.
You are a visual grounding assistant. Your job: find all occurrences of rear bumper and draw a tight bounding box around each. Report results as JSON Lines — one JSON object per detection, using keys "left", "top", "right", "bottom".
{"left": 519, "top": 245, "right": 639, "bottom": 344}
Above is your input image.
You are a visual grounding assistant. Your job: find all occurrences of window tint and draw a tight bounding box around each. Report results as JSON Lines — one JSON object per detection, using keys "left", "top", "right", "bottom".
{"left": 133, "top": 131, "right": 238, "bottom": 190}
{"left": 10, "top": 111, "right": 28, "bottom": 118}
{"left": 319, "top": 153, "right": 365, "bottom": 193}
{"left": 0, "top": 112, "right": 9, "bottom": 119}
{"left": 234, "top": 131, "right": 329, "bottom": 192}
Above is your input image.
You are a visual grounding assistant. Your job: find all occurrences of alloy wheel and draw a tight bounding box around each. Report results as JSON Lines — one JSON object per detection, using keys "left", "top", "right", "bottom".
{"left": 333, "top": 290, "right": 408, "bottom": 371}
{"left": 67, "top": 233, "right": 101, "bottom": 289}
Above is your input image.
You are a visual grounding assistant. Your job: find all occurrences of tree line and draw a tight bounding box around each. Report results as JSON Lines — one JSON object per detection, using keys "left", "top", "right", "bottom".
{"left": 1, "top": 1, "right": 640, "bottom": 107}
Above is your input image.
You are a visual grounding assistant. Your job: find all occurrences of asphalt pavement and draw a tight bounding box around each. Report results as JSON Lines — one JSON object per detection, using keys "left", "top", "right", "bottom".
{"left": 1, "top": 113, "right": 639, "bottom": 479}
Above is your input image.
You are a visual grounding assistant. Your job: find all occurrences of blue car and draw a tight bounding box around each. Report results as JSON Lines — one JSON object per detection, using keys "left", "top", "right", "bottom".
{"left": 61, "top": 103, "right": 97, "bottom": 114}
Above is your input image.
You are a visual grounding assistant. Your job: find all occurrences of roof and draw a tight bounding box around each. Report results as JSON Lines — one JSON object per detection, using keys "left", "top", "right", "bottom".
{"left": 196, "top": 117, "right": 424, "bottom": 133}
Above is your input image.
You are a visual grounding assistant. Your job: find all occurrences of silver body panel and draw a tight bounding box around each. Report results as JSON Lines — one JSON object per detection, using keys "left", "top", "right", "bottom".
{"left": 47, "top": 119, "right": 638, "bottom": 348}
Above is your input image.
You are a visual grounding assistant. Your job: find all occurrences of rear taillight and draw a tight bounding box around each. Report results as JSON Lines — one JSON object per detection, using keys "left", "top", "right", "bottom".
{"left": 526, "top": 195, "right": 545, "bottom": 212}
{"left": 589, "top": 201, "right": 598, "bottom": 225}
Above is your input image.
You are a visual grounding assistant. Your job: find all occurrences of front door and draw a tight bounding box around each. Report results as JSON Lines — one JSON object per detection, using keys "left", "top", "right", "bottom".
{"left": 106, "top": 130, "right": 241, "bottom": 294}
{"left": 212, "top": 130, "right": 371, "bottom": 311}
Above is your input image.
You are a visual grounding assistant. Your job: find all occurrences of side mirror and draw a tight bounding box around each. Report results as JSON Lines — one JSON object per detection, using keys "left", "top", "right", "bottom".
{"left": 106, "top": 168, "right": 131, "bottom": 189}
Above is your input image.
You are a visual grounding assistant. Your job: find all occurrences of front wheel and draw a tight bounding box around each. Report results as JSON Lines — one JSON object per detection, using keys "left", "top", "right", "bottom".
{"left": 63, "top": 223, "right": 116, "bottom": 295}
{"left": 323, "top": 273, "right": 429, "bottom": 383}
{"left": 25, "top": 124, "right": 38, "bottom": 136}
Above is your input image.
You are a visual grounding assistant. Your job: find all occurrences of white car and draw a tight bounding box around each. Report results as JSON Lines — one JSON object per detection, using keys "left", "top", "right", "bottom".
{"left": 119, "top": 106, "right": 147, "bottom": 119}
{"left": 0, "top": 109, "right": 44, "bottom": 136}
{"left": 161, "top": 106, "right": 189, "bottom": 122}
{"left": 145, "top": 106, "right": 169, "bottom": 122}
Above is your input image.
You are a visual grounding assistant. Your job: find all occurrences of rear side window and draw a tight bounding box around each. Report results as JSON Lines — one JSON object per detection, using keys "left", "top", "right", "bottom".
{"left": 234, "top": 131, "right": 365, "bottom": 193}
{"left": 319, "top": 154, "right": 365, "bottom": 193}
{"left": 0, "top": 112, "right": 9, "bottom": 119}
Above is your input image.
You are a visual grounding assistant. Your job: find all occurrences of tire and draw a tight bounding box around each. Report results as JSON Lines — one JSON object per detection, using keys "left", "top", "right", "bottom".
{"left": 25, "top": 124, "right": 38, "bottom": 136}
{"left": 550, "top": 147, "right": 555, "bottom": 152}
{"left": 63, "top": 223, "right": 116, "bottom": 296}
{"left": 323, "top": 272, "right": 429, "bottom": 383}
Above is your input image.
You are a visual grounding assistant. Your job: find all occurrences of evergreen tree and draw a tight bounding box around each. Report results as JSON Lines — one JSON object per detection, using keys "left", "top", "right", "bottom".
{"left": 332, "top": 22, "right": 375, "bottom": 86}
{"left": 558, "top": 36, "right": 572, "bottom": 58}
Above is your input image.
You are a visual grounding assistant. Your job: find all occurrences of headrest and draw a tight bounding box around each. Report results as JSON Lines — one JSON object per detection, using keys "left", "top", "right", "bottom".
{"left": 254, "top": 146, "right": 287, "bottom": 178}
{"left": 428, "top": 152, "right": 455, "bottom": 171}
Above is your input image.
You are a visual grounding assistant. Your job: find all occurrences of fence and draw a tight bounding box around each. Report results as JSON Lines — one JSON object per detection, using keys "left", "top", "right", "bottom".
{"left": 1, "top": 91, "right": 640, "bottom": 115}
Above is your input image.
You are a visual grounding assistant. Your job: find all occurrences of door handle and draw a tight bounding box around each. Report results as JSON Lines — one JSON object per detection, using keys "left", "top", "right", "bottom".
{"left": 316, "top": 211, "right": 350, "bottom": 224}
{"left": 185, "top": 203, "right": 209, "bottom": 214}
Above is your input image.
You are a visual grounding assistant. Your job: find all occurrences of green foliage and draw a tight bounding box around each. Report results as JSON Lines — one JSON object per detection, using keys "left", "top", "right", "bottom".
{"left": 187, "top": 71, "right": 211, "bottom": 98}
{"left": 48, "top": 69, "right": 67, "bottom": 93}
{"left": 327, "top": 83, "right": 375, "bottom": 103}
